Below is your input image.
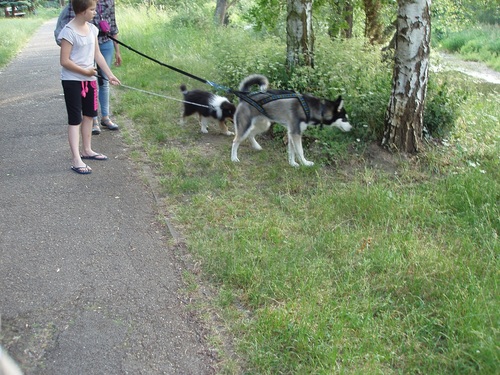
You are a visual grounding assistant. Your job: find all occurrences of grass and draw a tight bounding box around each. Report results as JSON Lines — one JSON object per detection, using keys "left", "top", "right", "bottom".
{"left": 439, "top": 25, "right": 500, "bottom": 72}
{"left": 8, "top": 5, "right": 498, "bottom": 373}
{"left": 113, "top": 6, "right": 499, "bottom": 373}
{"left": 0, "top": 7, "right": 59, "bottom": 67}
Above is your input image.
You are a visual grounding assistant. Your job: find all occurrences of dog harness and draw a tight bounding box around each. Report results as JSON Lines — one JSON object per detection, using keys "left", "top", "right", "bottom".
{"left": 234, "top": 91, "right": 311, "bottom": 122}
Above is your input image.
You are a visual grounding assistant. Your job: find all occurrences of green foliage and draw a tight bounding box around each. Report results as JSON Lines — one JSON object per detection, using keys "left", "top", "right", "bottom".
{"left": 464, "top": 0, "right": 500, "bottom": 25}
{"left": 245, "top": 0, "right": 285, "bottom": 32}
{"left": 424, "top": 75, "right": 468, "bottom": 138}
{"left": 168, "top": 1, "right": 214, "bottom": 29}
{"left": 432, "top": 0, "right": 473, "bottom": 40}
{"left": 215, "top": 33, "right": 392, "bottom": 164}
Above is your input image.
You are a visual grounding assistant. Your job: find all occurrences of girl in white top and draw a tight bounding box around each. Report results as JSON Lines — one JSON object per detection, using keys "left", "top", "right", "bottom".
{"left": 59, "top": 0, "right": 120, "bottom": 174}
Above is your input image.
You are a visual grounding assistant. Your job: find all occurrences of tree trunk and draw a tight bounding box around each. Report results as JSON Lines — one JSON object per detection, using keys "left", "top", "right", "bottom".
{"left": 214, "top": 0, "right": 228, "bottom": 25}
{"left": 382, "top": 0, "right": 431, "bottom": 153}
{"left": 286, "top": 0, "right": 315, "bottom": 69}
{"left": 363, "top": 0, "right": 384, "bottom": 43}
{"left": 343, "top": 1, "right": 354, "bottom": 39}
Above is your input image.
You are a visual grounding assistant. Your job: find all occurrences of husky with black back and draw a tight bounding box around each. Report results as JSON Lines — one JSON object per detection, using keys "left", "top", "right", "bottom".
{"left": 231, "top": 74, "right": 352, "bottom": 166}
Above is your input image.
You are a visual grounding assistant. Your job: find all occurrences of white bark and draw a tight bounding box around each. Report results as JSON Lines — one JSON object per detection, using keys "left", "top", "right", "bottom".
{"left": 286, "top": 0, "right": 315, "bottom": 69}
{"left": 383, "top": 0, "right": 431, "bottom": 153}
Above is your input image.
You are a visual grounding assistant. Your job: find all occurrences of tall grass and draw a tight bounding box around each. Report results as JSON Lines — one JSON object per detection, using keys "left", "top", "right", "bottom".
{"left": 114, "top": 6, "right": 499, "bottom": 374}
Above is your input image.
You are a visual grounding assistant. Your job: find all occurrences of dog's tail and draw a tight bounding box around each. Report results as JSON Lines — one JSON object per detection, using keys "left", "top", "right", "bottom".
{"left": 180, "top": 84, "right": 188, "bottom": 94}
{"left": 239, "top": 74, "right": 269, "bottom": 92}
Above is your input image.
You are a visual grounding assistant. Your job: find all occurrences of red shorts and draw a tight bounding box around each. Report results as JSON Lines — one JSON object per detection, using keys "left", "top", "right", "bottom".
{"left": 62, "top": 80, "right": 98, "bottom": 125}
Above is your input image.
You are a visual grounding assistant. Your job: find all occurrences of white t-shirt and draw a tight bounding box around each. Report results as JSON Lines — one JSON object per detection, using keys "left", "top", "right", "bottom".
{"left": 58, "top": 22, "right": 99, "bottom": 82}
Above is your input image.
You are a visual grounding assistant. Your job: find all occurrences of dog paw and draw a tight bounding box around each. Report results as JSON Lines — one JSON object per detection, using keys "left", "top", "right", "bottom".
{"left": 303, "top": 160, "right": 315, "bottom": 167}
{"left": 201, "top": 129, "right": 209, "bottom": 134}
{"left": 290, "top": 161, "right": 300, "bottom": 167}
{"left": 224, "top": 131, "right": 235, "bottom": 136}
{"left": 231, "top": 157, "right": 240, "bottom": 162}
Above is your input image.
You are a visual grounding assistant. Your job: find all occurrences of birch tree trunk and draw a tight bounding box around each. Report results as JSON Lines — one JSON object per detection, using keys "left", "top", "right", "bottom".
{"left": 286, "top": 0, "right": 315, "bottom": 69}
{"left": 382, "top": 0, "right": 431, "bottom": 153}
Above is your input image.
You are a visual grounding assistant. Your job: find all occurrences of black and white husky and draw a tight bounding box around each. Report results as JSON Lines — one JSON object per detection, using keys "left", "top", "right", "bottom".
{"left": 231, "top": 74, "right": 352, "bottom": 167}
{"left": 180, "top": 84, "right": 235, "bottom": 136}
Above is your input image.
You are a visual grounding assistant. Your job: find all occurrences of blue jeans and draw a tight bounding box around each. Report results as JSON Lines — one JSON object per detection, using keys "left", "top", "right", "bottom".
{"left": 97, "top": 40, "right": 114, "bottom": 118}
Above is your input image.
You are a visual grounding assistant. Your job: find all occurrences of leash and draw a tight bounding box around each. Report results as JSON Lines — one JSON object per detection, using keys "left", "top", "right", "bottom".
{"left": 97, "top": 74, "right": 210, "bottom": 108}
{"left": 107, "top": 35, "right": 231, "bottom": 93}
{"left": 119, "top": 83, "right": 210, "bottom": 108}
{"left": 106, "top": 35, "right": 311, "bottom": 119}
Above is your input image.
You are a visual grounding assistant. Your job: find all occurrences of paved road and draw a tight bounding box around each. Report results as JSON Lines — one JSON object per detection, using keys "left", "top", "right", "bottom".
{"left": 0, "top": 19, "right": 214, "bottom": 374}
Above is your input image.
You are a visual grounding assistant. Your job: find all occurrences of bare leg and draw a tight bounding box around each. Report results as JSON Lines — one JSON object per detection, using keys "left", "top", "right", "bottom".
{"left": 80, "top": 115, "right": 94, "bottom": 156}
{"left": 68, "top": 124, "right": 86, "bottom": 168}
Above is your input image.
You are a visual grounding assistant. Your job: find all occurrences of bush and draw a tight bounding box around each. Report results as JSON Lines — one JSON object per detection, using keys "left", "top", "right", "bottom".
{"left": 424, "top": 75, "right": 467, "bottom": 138}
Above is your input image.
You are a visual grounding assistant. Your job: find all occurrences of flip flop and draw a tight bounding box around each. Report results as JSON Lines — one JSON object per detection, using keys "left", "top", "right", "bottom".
{"left": 81, "top": 153, "right": 108, "bottom": 161}
{"left": 71, "top": 165, "right": 92, "bottom": 174}
{"left": 101, "top": 118, "right": 119, "bottom": 130}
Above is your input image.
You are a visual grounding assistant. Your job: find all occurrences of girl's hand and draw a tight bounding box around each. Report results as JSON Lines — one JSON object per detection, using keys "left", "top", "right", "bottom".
{"left": 86, "top": 67, "right": 97, "bottom": 77}
{"left": 108, "top": 75, "right": 121, "bottom": 85}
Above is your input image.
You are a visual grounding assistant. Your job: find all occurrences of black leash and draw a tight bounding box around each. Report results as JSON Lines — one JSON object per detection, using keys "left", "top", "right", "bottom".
{"left": 107, "top": 35, "right": 232, "bottom": 93}
{"left": 107, "top": 35, "right": 311, "bottom": 120}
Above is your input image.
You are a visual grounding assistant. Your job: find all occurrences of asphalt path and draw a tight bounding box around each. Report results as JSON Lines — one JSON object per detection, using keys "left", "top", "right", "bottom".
{"left": 0, "top": 19, "right": 214, "bottom": 374}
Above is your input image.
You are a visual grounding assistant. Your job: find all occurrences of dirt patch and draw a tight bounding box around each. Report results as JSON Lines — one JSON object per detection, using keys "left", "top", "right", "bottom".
{"left": 363, "top": 142, "right": 405, "bottom": 174}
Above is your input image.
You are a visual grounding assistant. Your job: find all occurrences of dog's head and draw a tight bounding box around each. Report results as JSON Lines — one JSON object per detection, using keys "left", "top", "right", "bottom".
{"left": 322, "top": 96, "right": 352, "bottom": 132}
{"left": 220, "top": 101, "right": 236, "bottom": 122}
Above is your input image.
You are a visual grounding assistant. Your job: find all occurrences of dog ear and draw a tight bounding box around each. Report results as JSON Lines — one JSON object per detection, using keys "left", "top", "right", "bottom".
{"left": 336, "top": 96, "right": 344, "bottom": 111}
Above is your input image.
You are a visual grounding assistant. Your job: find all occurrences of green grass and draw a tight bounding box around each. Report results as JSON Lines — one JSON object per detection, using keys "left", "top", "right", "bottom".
{"left": 439, "top": 25, "right": 500, "bottom": 72}
{"left": 113, "top": 7, "right": 499, "bottom": 373}
{"left": 10, "top": 5, "right": 498, "bottom": 373}
{"left": 114, "top": 6, "right": 499, "bottom": 374}
{"left": 0, "top": 7, "right": 59, "bottom": 67}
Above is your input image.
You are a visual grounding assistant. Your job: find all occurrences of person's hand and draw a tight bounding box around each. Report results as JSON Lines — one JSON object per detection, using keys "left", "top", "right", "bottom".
{"left": 108, "top": 75, "right": 121, "bottom": 85}
{"left": 86, "top": 67, "right": 98, "bottom": 77}
{"left": 114, "top": 52, "right": 122, "bottom": 67}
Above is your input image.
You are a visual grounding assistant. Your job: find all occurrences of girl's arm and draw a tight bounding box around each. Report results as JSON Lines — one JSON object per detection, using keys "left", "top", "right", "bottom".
{"left": 94, "top": 36, "right": 121, "bottom": 85}
{"left": 60, "top": 39, "right": 96, "bottom": 77}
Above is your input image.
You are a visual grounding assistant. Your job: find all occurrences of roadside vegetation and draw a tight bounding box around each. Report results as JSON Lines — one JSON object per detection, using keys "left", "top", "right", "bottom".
{"left": 0, "top": 7, "right": 58, "bottom": 67}
{"left": 432, "top": 0, "right": 500, "bottom": 71}
{"left": 1, "top": 2, "right": 497, "bottom": 374}
{"left": 114, "top": 5, "right": 499, "bottom": 374}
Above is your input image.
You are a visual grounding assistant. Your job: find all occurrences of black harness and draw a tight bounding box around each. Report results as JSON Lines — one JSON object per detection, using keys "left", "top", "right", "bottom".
{"left": 106, "top": 35, "right": 316, "bottom": 123}
{"left": 233, "top": 91, "right": 311, "bottom": 122}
